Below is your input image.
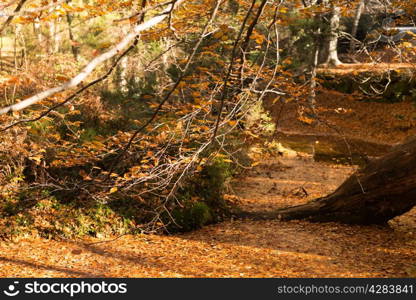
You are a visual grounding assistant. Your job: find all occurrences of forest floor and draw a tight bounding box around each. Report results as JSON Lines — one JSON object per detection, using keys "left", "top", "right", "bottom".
{"left": 0, "top": 155, "right": 415, "bottom": 277}
{"left": 265, "top": 88, "right": 416, "bottom": 145}
{"left": 1, "top": 88, "right": 416, "bottom": 277}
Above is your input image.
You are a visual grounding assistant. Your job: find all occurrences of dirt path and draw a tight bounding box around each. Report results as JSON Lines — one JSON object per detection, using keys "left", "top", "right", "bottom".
{"left": 1, "top": 155, "right": 415, "bottom": 278}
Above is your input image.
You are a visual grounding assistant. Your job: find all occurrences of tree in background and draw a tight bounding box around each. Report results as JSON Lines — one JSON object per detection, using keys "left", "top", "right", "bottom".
{"left": 0, "top": 0, "right": 415, "bottom": 237}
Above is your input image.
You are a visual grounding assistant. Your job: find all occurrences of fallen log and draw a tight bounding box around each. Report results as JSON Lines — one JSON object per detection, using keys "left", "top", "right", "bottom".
{"left": 238, "top": 136, "right": 416, "bottom": 225}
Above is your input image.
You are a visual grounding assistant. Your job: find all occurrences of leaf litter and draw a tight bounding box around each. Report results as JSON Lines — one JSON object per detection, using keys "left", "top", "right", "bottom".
{"left": 0, "top": 155, "right": 415, "bottom": 278}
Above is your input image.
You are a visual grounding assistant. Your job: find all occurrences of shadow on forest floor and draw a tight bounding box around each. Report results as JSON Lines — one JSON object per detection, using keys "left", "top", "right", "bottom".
{"left": 1, "top": 155, "right": 414, "bottom": 278}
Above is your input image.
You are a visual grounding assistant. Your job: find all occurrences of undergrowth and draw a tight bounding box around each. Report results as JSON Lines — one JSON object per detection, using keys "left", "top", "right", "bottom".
{"left": 0, "top": 152, "right": 249, "bottom": 239}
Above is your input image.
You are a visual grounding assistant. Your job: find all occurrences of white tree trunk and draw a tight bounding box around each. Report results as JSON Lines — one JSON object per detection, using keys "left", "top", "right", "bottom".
{"left": 118, "top": 25, "right": 130, "bottom": 94}
{"left": 49, "top": 19, "right": 61, "bottom": 54}
{"left": 34, "top": 18, "right": 43, "bottom": 47}
{"left": 325, "top": 4, "right": 342, "bottom": 66}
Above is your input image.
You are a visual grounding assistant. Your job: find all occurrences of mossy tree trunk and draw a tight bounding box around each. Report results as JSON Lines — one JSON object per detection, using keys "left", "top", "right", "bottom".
{"left": 275, "top": 136, "right": 416, "bottom": 224}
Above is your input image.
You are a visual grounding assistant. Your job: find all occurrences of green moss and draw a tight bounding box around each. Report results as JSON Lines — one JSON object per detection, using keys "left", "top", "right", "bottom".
{"left": 163, "top": 157, "right": 238, "bottom": 232}
{"left": 169, "top": 202, "right": 212, "bottom": 232}
{"left": 80, "top": 127, "right": 99, "bottom": 142}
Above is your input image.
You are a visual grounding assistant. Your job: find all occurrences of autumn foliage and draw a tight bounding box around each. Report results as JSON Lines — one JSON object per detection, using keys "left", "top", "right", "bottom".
{"left": 0, "top": 0, "right": 415, "bottom": 239}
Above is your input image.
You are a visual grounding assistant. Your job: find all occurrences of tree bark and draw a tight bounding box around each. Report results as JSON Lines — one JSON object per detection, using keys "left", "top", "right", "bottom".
{"left": 49, "top": 19, "right": 61, "bottom": 54}
{"left": 239, "top": 136, "right": 416, "bottom": 225}
{"left": 308, "top": 20, "right": 321, "bottom": 110}
{"left": 66, "top": 0, "right": 79, "bottom": 61}
{"left": 324, "top": 4, "right": 342, "bottom": 66}
{"left": 278, "top": 136, "right": 416, "bottom": 224}
{"left": 33, "top": 18, "right": 43, "bottom": 47}
{"left": 349, "top": 0, "right": 366, "bottom": 53}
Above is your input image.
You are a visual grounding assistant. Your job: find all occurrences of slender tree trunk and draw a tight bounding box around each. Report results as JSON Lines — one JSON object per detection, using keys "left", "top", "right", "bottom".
{"left": 66, "top": 1, "right": 79, "bottom": 61}
{"left": 118, "top": 0, "right": 147, "bottom": 94}
{"left": 117, "top": 21, "right": 134, "bottom": 94}
{"left": 349, "top": 0, "right": 366, "bottom": 54}
{"left": 48, "top": 21, "right": 55, "bottom": 54}
{"left": 308, "top": 47, "right": 319, "bottom": 110}
{"left": 308, "top": 19, "right": 322, "bottom": 110}
{"left": 324, "top": 4, "right": 342, "bottom": 66}
{"left": 55, "top": 21, "right": 62, "bottom": 54}
{"left": 33, "top": 18, "right": 43, "bottom": 47}
{"left": 13, "top": 24, "right": 21, "bottom": 70}
{"left": 119, "top": 53, "right": 129, "bottom": 94}
{"left": 274, "top": 24, "right": 280, "bottom": 65}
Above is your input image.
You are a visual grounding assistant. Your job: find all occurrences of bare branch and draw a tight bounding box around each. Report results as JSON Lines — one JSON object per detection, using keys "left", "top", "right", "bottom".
{"left": 0, "top": 0, "right": 65, "bottom": 17}
{"left": 108, "top": 0, "right": 223, "bottom": 173}
{"left": 211, "top": 0, "right": 258, "bottom": 141}
{"left": 0, "top": 0, "right": 27, "bottom": 34}
{"left": 1, "top": 37, "right": 139, "bottom": 132}
{"left": 0, "top": 0, "right": 185, "bottom": 115}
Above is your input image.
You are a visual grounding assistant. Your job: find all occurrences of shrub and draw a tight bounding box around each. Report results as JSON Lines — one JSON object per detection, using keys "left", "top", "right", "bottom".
{"left": 163, "top": 157, "right": 237, "bottom": 232}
